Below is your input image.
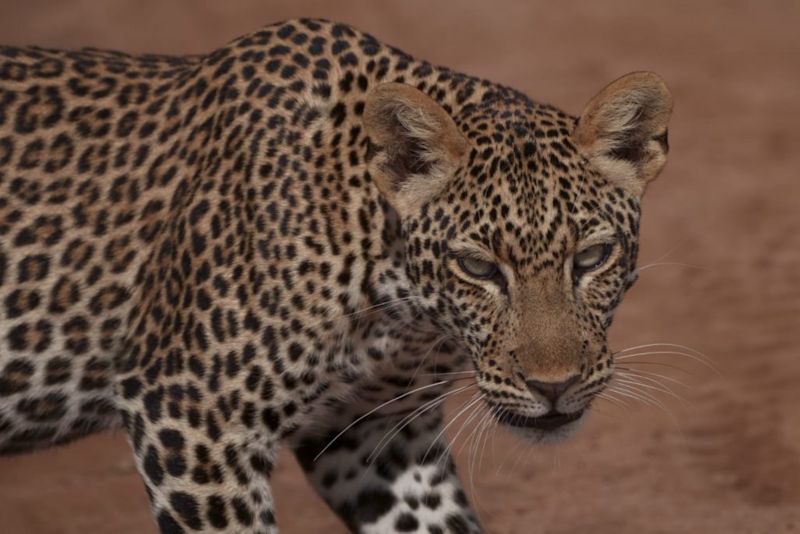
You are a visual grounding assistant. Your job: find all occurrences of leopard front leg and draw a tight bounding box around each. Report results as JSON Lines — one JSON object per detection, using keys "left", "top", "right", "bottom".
{"left": 293, "top": 387, "right": 482, "bottom": 534}
{"left": 117, "top": 366, "right": 280, "bottom": 533}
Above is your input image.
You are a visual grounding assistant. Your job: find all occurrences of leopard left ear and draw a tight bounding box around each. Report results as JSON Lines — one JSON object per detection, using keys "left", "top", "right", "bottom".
{"left": 364, "top": 83, "right": 467, "bottom": 217}
{"left": 574, "top": 72, "right": 673, "bottom": 195}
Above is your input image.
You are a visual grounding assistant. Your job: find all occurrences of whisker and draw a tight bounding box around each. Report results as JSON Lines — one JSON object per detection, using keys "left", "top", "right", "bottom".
{"left": 367, "top": 383, "right": 476, "bottom": 464}
{"left": 608, "top": 382, "right": 688, "bottom": 440}
{"left": 423, "top": 394, "right": 482, "bottom": 464}
{"left": 614, "top": 360, "right": 697, "bottom": 374}
{"left": 616, "top": 366, "right": 692, "bottom": 388}
{"left": 475, "top": 413, "right": 492, "bottom": 492}
{"left": 615, "top": 350, "right": 721, "bottom": 375}
{"left": 464, "top": 411, "right": 484, "bottom": 509}
{"left": 637, "top": 261, "right": 712, "bottom": 273}
{"left": 641, "top": 238, "right": 691, "bottom": 266}
{"left": 456, "top": 402, "right": 488, "bottom": 460}
{"left": 307, "top": 295, "right": 425, "bottom": 330}
{"left": 615, "top": 369, "right": 690, "bottom": 392}
{"left": 615, "top": 342, "right": 713, "bottom": 362}
{"left": 462, "top": 404, "right": 494, "bottom": 498}
{"left": 590, "top": 404, "right": 622, "bottom": 419}
{"left": 405, "top": 335, "right": 449, "bottom": 387}
{"left": 463, "top": 405, "right": 490, "bottom": 523}
{"left": 421, "top": 370, "right": 477, "bottom": 377}
{"left": 449, "top": 399, "right": 485, "bottom": 455}
{"left": 613, "top": 376, "right": 689, "bottom": 406}
{"left": 608, "top": 383, "right": 682, "bottom": 427}
{"left": 312, "top": 379, "right": 449, "bottom": 461}
{"left": 433, "top": 395, "right": 485, "bottom": 476}
{"left": 596, "top": 391, "right": 631, "bottom": 410}
{"left": 608, "top": 383, "right": 667, "bottom": 412}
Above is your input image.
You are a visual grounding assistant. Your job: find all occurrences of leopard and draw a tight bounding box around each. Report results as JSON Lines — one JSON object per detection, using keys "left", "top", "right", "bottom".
{"left": 0, "top": 17, "right": 673, "bottom": 534}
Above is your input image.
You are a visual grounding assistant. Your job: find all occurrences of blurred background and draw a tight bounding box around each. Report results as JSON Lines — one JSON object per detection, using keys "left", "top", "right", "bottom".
{"left": 1, "top": 1, "right": 798, "bottom": 532}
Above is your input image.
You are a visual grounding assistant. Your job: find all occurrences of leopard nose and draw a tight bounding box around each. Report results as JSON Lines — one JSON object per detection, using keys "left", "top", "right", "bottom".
{"left": 525, "top": 375, "right": 581, "bottom": 404}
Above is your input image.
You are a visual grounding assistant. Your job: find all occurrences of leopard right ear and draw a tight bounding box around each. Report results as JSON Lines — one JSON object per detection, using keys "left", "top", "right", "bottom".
{"left": 363, "top": 83, "right": 467, "bottom": 217}
{"left": 574, "top": 72, "right": 673, "bottom": 195}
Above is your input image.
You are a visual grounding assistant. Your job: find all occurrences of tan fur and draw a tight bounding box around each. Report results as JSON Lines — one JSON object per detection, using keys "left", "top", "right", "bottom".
{"left": 574, "top": 71, "right": 673, "bottom": 194}
{"left": 364, "top": 83, "right": 467, "bottom": 215}
{"left": 514, "top": 278, "right": 583, "bottom": 382}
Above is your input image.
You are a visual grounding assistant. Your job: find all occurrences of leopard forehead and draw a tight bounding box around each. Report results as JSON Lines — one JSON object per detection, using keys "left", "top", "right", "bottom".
{"left": 400, "top": 96, "right": 640, "bottom": 278}
{"left": 460, "top": 103, "right": 632, "bottom": 252}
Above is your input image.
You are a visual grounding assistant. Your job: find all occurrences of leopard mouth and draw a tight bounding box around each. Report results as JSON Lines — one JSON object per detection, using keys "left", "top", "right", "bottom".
{"left": 494, "top": 409, "right": 584, "bottom": 431}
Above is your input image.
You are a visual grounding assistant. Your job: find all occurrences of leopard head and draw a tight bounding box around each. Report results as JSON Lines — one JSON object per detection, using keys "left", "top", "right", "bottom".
{"left": 364, "top": 73, "right": 673, "bottom": 441}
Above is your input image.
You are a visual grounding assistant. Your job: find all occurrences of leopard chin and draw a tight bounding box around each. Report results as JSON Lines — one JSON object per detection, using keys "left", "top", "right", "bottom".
{"left": 501, "top": 411, "right": 587, "bottom": 444}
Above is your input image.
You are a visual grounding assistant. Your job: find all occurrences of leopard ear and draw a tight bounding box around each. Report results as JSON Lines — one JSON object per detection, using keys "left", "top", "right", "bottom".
{"left": 574, "top": 72, "right": 673, "bottom": 195}
{"left": 364, "top": 83, "right": 467, "bottom": 216}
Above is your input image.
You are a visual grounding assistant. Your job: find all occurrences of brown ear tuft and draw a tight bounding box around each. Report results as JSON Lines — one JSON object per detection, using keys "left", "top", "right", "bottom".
{"left": 574, "top": 72, "right": 673, "bottom": 193}
{"left": 364, "top": 83, "right": 467, "bottom": 215}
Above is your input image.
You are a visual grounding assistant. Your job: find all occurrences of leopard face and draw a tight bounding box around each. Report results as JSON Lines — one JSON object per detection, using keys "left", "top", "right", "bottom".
{"left": 365, "top": 74, "right": 672, "bottom": 441}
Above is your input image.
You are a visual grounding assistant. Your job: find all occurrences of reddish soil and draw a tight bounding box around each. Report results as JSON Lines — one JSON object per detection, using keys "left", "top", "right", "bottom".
{"left": 1, "top": 1, "right": 798, "bottom": 532}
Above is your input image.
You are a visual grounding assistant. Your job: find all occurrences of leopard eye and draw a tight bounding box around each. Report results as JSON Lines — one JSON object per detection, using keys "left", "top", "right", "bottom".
{"left": 457, "top": 256, "right": 499, "bottom": 280}
{"left": 574, "top": 243, "right": 613, "bottom": 272}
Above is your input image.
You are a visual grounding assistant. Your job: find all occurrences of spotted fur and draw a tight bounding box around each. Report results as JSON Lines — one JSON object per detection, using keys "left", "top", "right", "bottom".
{"left": 0, "top": 18, "right": 672, "bottom": 533}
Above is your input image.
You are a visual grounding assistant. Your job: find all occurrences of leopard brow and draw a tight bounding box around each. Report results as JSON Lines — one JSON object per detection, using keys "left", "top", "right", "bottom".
{"left": 576, "top": 225, "right": 617, "bottom": 248}
{"left": 578, "top": 234, "right": 616, "bottom": 247}
{"left": 448, "top": 245, "right": 500, "bottom": 264}
{"left": 449, "top": 245, "right": 516, "bottom": 290}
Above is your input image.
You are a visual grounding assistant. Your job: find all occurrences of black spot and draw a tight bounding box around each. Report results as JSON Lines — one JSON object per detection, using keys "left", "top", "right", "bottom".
{"left": 44, "top": 357, "right": 72, "bottom": 385}
{"left": 287, "top": 342, "right": 304, "bottom": 361}
{"left": 169, "top": 491, "right": 203, "bottom": 530}
{"left": 261, "top": 407, "right": 281, "bottom": 432}
{"left": 395, "top": 512, "right": 420, "bottom": 532}
{"left": 421, "top": 492, "right": 441, "bottom": 510}
{"left": 206, "top": 495, "right": 228, "bottom": 529}
{"left": 446, "top": 514, "right": 471, "bottom": 534}
{"left": 164, "top": 453, "right": 186, "bottom": 477}
{"left": 330, "top": 102, "right": 346, "bottom": 127}
{"left": 355, "top": 487, "right": 397, "bottom": 524}
{"left": 157, "top": 511, "right": 185, "bottom": 534}
{"left": 143, "top": 388, "right": 164, "bottom": 422}
{"left": 143, "top": 446, "right": 164, "bottom": 486}
{"left": 16, "top": 392, "right": 67, "bottom": 422}
{"left": 231, "top": 497, "right": 254, "bottom": 527}
{"left": 249, "top": 452, "right": 273, "bottom": 475}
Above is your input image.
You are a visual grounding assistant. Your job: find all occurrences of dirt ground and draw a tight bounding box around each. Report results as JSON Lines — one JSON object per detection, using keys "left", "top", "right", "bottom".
{"left": 0, "top": 1, "right": 798, "bottom": 533}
